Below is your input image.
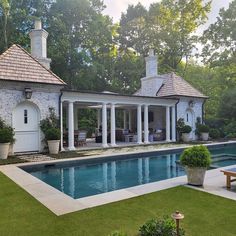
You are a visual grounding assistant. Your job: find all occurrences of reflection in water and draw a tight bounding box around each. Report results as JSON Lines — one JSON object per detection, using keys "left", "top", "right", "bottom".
{"left": 60, "top": 168, "right": 64, "bottom": 193}
{"left": 144, "top": 158, "right": 150, "bottom": 183}
{"left": 103, "top": 163, "right": 108, "bottom": 192}
{"left": 166, "top": 155, "right": 171, "bottom": 178}
{"left": 69, "top": 167, "right": 75, "bottom": 198}
{"left": 138, "top": 158, "right": 143, "bottom": 184}
{"left": 111, "top": 161, "right": 116, "bottom": 190}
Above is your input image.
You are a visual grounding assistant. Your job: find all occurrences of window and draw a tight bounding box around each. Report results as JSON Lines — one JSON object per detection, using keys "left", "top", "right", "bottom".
{"left": 24, "top": 109, "right": 28, "bottom": 124}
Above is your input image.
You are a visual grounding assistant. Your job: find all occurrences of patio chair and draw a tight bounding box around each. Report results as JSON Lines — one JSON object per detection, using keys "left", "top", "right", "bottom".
{"left": 77, "top": 130, "right": 87, "bottom": 146}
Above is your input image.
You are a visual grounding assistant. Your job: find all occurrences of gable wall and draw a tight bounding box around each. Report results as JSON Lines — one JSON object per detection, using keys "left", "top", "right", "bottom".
{"left": 177, "top": 97, "right": 204, "bottom": 140}
{"left": 0, "top": 80, "right": 62, "bottom": 151}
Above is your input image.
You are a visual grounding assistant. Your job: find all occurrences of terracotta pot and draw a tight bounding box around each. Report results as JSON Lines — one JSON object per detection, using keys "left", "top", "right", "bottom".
{"left": 185, "top": 166, "right": 207, "bottom": 186}
{"left": 182, "top": 133, "right": 191, "bottom": 142}
{"left": 0, "top": 143, "right": 10, "bottom": 159}
{"left": 47, "top": 140, "right": 60, "bottom": 154}
{"left": 201, "top": 132, "right": 209, "bottom": 141}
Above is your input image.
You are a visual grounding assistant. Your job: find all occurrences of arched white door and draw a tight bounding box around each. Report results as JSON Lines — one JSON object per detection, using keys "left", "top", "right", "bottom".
{"left": 12, "top": 102, "right": 40, "bottom": 152}
{"left": 185, "top": 109, "right": 194, "bottom": 139}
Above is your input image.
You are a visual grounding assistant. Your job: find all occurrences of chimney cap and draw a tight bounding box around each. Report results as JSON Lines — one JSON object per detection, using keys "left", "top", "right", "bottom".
{"left": 148, "top": 49, "right": 155, "bottom": 56}
{"left": 34, "top": 19, "right": 42, "bottom": 30}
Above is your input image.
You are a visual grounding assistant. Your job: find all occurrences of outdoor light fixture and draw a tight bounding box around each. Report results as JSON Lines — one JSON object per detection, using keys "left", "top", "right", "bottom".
{"left": 171, "top": 210, "right": 184, "bottom": 236}
{"left": 189, "top": 100, "right": 194, "bottom": 108}
{"left": 24, "top": 88, "right": 32, "bottom": 99}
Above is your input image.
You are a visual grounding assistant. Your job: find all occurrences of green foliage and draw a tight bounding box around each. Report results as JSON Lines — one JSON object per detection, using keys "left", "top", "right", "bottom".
{"left": 0, "top": 117, "right": 14, "bottom": 143}
{"left": 180, "top": 145, "right": 211, "bottom": 168}
{"left": 40, "top": 107, "right": 59, "bottom": 134}
{"left": 224, "top": 120, "right": 236, "bottom": 139}
{"left": 44, "top": 128, "right": 61, "bottom": 141}
{"left": 218, "top": 88, "right": 236, "bottom": 120}
{"left": 197, "top": 124, "right": 209, "bottom": 133}
{"left": 0, "top": 127, "right": 14, "bottom": 143}
{"left": 209, "top": 128, "right": 220, "bottom": 139}
{"left": 182, "top": 125, "right": 192, "bottom": 134}
{"left": 176, "top": 118, "right": 185, "bottom": 135}
{"left": 139, "top": 216, "right": 185, "bottom": 236}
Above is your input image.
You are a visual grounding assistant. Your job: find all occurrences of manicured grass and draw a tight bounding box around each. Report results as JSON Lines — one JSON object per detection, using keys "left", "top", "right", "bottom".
{"left": 0, "top": 172, "right": 236, "bottom": 236}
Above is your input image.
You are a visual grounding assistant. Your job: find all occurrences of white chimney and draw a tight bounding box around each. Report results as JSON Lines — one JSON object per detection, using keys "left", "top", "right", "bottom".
{"left": 29, "top": 19, "right": 51, "bottom": 69}
{"left": 145, "top": 49, "right": 158, "bottom": 77}
{"left": 138, "top": 49, "right": 163, "bottom": 97}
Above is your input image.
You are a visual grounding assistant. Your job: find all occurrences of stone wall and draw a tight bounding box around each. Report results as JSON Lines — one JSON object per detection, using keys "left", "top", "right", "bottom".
{"left": 0, "top": 80, "right": 62, "bottom": 151}
{"left": 177, "top": 97, "right": 204, "bottom": 140}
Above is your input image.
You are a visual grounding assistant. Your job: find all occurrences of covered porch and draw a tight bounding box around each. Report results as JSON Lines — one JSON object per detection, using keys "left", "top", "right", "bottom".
{"left": 60, "top": 90, "right": 178, "bottom": 151}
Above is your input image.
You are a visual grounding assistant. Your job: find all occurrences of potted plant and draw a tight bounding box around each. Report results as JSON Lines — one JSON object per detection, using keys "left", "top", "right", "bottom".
{"left": 0, "top": 125, "right": 15, "bottom": 159}
{"left": 181, "top": 125, "right": 192, "bottom": 142}
{"left": 198, "top": 124, "right": 210, "bottom": 141}
{"left": 180, "top": 145, "right": 211, "bottom": 186}
{"left": 40, "top": 108, "right": 60, "bottom": 154}
{"left": 45, "top": 127, "right": 61, "bottom": 154}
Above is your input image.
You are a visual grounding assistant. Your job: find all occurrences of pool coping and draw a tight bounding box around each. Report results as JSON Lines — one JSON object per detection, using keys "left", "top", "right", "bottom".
{"left": 0, "top": 140, "right": 236, "bottom": 216}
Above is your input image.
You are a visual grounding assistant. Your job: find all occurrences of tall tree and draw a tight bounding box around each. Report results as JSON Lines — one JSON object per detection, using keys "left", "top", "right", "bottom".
{"left": 202, "top": 0, "right": 236, "bottom": 84}
{"left": 0, "top": 0, "right": 10, "bottom": 50}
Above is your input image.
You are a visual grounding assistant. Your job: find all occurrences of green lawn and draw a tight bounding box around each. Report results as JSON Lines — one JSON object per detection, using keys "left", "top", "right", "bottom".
{"left": 0, "top": 172, "right": 236, "bottom": 236}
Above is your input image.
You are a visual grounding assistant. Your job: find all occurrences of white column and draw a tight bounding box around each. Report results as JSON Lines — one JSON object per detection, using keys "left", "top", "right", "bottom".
{"left": 97, "top": 109, "right": 101, "bottom": 129}
{"left": 123, "top": 110, "right": 127, "bottom": 129}
{"left": 102, "top": 103, "right": 108, "bottom": 148}
{"left": 68, "top": 101, "right": 75, "bottom": 150}
{"left": 144, "top": 105, "right": 149, "bottom": 144}
{"left": 60, "top": 101, "right": 64, "bottom": 151}
{"left": 74, "top": 106, "right": 78, "bottom": 130}
{"left": 128, "top": 109, "right": 132, "bottom": 131}
{"left": 137, "top": 104, "right": 142, "bottom": 144}
{"left": 110, "top": 103, "right": 116, "bottom": 146}
{"left": 171, "top": 106, "right": 176, "bottom": 142}
{"left": 166, "top": 106, "right": 170, "bottom": 142}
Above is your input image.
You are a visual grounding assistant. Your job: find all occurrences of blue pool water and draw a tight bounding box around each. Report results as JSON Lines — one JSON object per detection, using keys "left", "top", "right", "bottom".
{"left": 24, "top": 144, "right": 236, "bottom": 199}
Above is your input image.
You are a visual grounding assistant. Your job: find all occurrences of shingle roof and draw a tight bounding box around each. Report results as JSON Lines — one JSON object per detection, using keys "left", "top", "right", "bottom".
{"left": 156, "top": 72, "right": 207, "bottom": 98}
{"left": 0, "top": 44, "right": 66, "bottom": 85}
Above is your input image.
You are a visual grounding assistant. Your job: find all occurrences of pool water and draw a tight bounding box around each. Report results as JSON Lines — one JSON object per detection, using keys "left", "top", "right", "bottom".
{"left": 25, "top": 144, "right": 236, "bottom": 199}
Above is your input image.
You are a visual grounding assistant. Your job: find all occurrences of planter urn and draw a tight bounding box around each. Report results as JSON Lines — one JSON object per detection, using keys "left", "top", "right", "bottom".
{"left": 182, "top": 133, "right": 191, "bottom": 142}
{"left": 0, "top": 143, "right": 10, "bottom": 159}
{"left": 201, "top": 132, "right": 209, "bottom": 141}
{"left": 185, "top": 166, "right": 207, "bottom": 186}
{"left": 47, "top": 140, "right": 60, "bottom": 154}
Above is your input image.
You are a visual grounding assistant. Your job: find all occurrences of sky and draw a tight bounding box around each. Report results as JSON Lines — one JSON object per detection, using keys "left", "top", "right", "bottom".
{"left": 103, "top": 0, "right": 232, "bottom": 31}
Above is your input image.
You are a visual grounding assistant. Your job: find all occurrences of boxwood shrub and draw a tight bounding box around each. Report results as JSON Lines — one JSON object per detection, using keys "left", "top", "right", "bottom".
{"left": 180, "top": 145, "right": 211, "bottom": 168}
{"left": 0, "top": 128, "right": 14, "bottom": 143}
{"left": 182, "top": 125, "right": 192, "bottom": 134}
{"left": 45, "top": 127, "right": 61, "bottom": 141}
{"left": 198, "top": 124, "right": 210, "bottom": 133}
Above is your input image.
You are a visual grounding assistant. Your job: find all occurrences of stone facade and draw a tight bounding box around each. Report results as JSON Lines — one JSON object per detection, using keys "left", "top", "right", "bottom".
{"left": 0, "top": 80, "right": 62, "bottom": 151}
{"left": 177, "top": 97, "right": 204, "bottom": 140}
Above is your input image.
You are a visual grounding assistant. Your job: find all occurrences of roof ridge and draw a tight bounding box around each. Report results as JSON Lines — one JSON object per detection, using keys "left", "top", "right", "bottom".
{"left": 14, "top": 44, "right": 66, "bottom": 85}
{"left": 0, "top": 44, "right": 17, "bottom": 61}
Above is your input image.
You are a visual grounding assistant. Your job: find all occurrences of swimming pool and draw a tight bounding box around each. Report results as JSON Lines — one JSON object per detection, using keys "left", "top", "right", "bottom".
{"left": 22, "top": 143, "right": 236, "bottom": 199}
